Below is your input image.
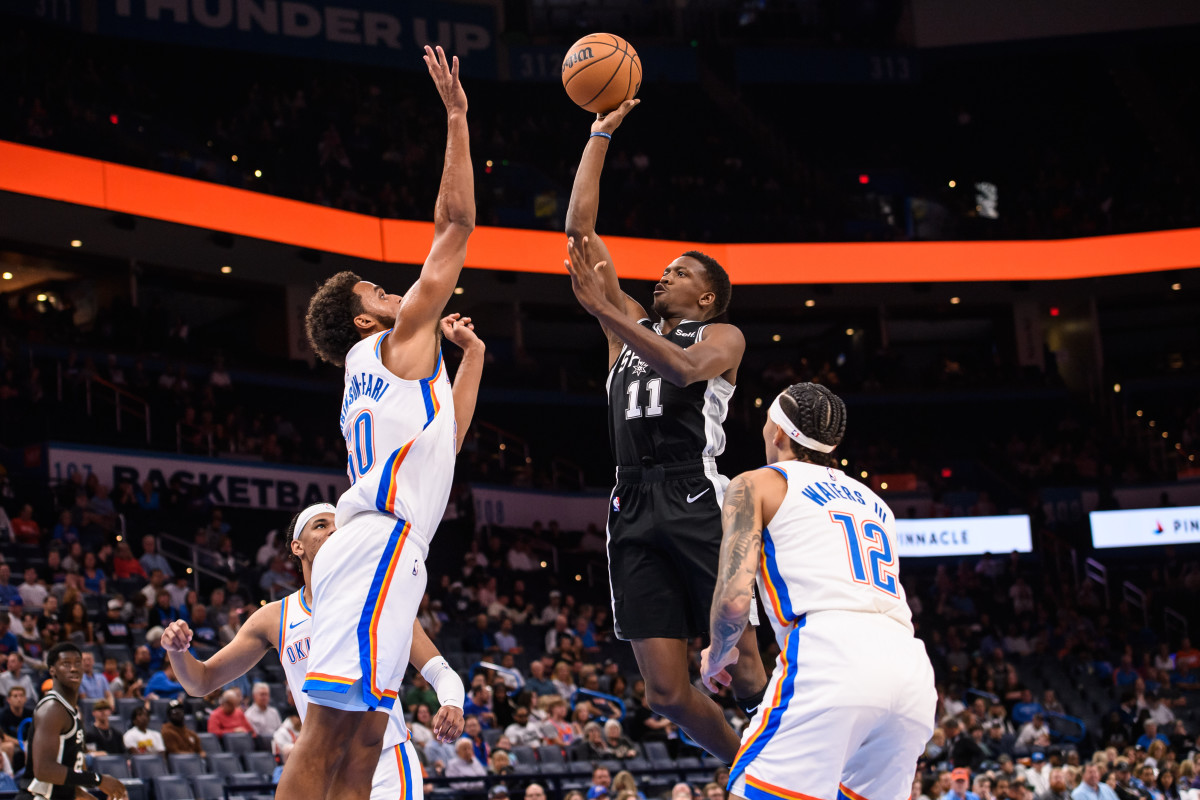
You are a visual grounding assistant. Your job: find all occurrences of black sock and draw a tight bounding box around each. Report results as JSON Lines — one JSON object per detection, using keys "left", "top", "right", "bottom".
{"left": 734, "top": 684, "right": 768, "bottom": 717}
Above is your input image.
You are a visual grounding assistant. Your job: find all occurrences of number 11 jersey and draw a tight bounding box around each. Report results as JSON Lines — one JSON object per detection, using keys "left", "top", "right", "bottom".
{"left": 606, "top": 318, "right": 734, "bottom": 467}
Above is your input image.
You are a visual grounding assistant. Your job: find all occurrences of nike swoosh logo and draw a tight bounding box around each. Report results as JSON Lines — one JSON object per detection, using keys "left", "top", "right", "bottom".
{"left": 686, "top": 489, "right": 711, "bottom": 503}
{"left": 289, "top": 621, "right": 305, "bottom": 630}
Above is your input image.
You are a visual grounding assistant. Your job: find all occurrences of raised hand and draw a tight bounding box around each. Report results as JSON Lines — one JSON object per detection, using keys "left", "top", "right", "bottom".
{"left": 423, "top": 45, "right": 467, "bottom": 115}
{"left": 440, "top": 313, "right": 483, "bottom": 351}
{"left": 591, "top": 99, "right": 640, "bottom": 136}
{"left": 160, "top": 620, "right": 194, "bottom": 653}
{"left": 564, "top": 235, "right": 616, "bottom": 318}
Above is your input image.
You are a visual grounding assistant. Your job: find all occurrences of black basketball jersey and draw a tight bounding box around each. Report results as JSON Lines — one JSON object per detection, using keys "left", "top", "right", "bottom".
{"left": 24, "top": 690, "right": 86, "bottom": 799}
{"left": 606, "top": 318, "right": 735, "bottom": 466}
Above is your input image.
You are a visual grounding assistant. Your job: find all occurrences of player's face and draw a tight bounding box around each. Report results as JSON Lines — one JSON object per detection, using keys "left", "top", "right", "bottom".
{"left": 50, "top": 651, "right": 84, "bottom": 692}
{"left": 651, "top": 257, "right": 714, "bottom": 318}
{"left": 295, "top": 513, "right": 337, "bottom": 564}
{"left": 353, "top": 282, "right": 401, "bottom": 329}
{"left": 762, "top": 417, "right": 786, "bottom": 461}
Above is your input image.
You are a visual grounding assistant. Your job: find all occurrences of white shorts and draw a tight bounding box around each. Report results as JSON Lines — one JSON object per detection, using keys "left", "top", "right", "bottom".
{"left": 728, "top": 610, "right": 936, "bottom": 800}
{"left": 303, "top": 512, "right": 427, "bottom": 712}
{"left": 373, "top": 740, "right": 423, "bottom": 800}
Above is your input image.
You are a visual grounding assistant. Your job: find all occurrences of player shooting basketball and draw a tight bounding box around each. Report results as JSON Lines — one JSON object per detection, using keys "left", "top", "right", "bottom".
{"left": 563, "top": 99, "right": 768, "bottom": 763}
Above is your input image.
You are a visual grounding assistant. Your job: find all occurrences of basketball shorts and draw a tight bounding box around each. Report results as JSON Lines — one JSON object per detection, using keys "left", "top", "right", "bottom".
{"left": 373, "top": 740, "right": 423, "bottom": 800}
{"left": 607, "top": 458, "right": 745, "bottom": 641}
{"left": 728, "top": 610, "right": 936, "bottom": 800}
{"left": 303, "top": 512, "right": 427, "bottom": 712}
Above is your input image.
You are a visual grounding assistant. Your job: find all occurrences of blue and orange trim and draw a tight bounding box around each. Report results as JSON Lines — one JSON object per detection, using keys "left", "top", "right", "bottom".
{"left": 743, "top": 775, "right": 822, "bottom": 800}
{"left": 277, "top": 596, "right": 289, "bottom": 653}
{"left": 355, "top": 517, "right": 411, "bottom": 709}
{"left": 838, "top": 784, "right": 873, "bottom": 800}
{"left": 302, "top": 672, "right": 356, "bottom": 693}
{"left": 372, "top": 350, "right": 445, "bottom": 516}
{"left": 764, "top": 464, "right": 788, "bottom": 480}
{"left": 728, "top": 614, "right": 806, "bottom": 790}
{"left": 759, "top": 527, "right": 796, "bottom": 628}
{"left": 395, "top": 742, "right": 413, "bottom": 798}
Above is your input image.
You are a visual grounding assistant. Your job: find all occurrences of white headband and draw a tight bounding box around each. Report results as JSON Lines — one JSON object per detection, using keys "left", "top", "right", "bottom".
{"left": 768, "top": 395, "right": 837, "bottom": 453}
{"left": 293, "top": 503, "right": 336, "bottom": 540}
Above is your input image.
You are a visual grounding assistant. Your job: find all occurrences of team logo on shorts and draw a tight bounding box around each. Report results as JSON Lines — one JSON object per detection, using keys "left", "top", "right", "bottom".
{"left": 612, "top": 496, "right": 621, "bottom": 512}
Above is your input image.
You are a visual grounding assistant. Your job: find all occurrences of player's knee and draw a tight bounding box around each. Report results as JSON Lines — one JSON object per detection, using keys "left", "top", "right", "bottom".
{"left": 645, "top": 681, "right": 690, "bottom": 718}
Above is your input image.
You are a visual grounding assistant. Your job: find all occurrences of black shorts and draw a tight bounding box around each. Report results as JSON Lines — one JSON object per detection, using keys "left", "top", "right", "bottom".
{"left": 606, "top": 460, "right": 726, "bottom": 641}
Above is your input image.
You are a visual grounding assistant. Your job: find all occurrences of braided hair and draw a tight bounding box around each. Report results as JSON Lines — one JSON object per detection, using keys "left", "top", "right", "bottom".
{"left": 777, "top": 382, "right": 847, "bottom": 467}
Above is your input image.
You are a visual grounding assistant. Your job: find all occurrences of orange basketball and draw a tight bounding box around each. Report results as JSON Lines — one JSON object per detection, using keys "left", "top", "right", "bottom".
{"left": 561, "top": 33, "right": 641, "bottom": 114}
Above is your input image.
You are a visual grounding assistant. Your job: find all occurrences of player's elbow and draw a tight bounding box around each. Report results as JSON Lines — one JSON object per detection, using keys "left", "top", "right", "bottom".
{"left": 564, "top": 220, "right": 594, "bottom": 241}
{"left": 716, "top": 595, "right": 753, "bottom": 625}
{"left": 441, "top": 211, "right": 475, "bottom": 234}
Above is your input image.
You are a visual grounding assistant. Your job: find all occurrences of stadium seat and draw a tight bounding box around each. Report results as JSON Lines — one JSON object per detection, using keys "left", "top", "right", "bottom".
{"left": 484, "top": 728, "right": 503, "bottom": 747}
{"left": 168, "top": 754, "right": 205, "bottom": 778}
{"left": 225, "top": 772, "right": 266, "bottom": 787}
{"left": 510, "top": 745, "right": 537, "bottom": 765}
{"left": 207, "top": 753, "right": 241, "bottom": 780}
{"left": 241, "top": 751, "right": 277, "bottom": 777}
{"left": 513, "top": 763, "right": 539, "bottom": 776}
{"left": 122, "top": 778, "right": 148, "bottom": 800}
{"left": 643, "top": 741, "right": 670, "bottom": 763}
{"left": 536, "top": 745, "right": 565, "bottom": 764}
{"left": 623, "top": 758, "right": 651, "bottom": 772}
{"left": 196, "top": 732, "right": 221, "bottom": 754}
{"left": 598, "top": 759, "right": 623, "bottom": 774}
{"left": 153, "top": 775, "right": 195, "bottom": 800}
{"left": 191, "top": 775, "right": 225, "bottom": 800}
{"left": 537, "top": 762, "right": 566, "bottom": 776}
{"left": 149, "top": 698, "right": 173, "bottom": 720}
{"left": 131, "top": 754, "right": 167, "bottom": 781}
{"left": 223, "top": 732, "right": 255, "bottom": 755}
{"left": 104, "top": 645, "right": 134, "bottom": 665}
{"left": 93, "top": 754, "right": 131, "bottom": 779}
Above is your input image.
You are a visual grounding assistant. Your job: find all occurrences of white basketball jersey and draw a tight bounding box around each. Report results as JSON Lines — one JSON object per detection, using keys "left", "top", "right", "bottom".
{"left": 756, "top": 461, "right": 913, "bottom": 648}
{"left": 336, "top": 331, "right": 456, "bottom": 554}
{"left": 278, "top": 591, "right": 408, "bottom": 747}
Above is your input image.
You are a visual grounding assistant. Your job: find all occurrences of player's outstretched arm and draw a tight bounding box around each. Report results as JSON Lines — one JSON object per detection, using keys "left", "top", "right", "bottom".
{"left": 162, "top": 608, "right": 276, "bottom": 697}
{"left": 393, "top": 46, "right": 475, "bottom": 342}
{"left": 409, "top": 619, "right": 466, "bottom": 743}
{"left": 565, "top": 237, "right": 745, "bottom": 386}
{"left": 441, "top": 313, "right": 486, "bottom": 453}
{"left": 701, "top": 473, "right": 763, "bottom": 693}
{"left": 564, "top": 101, "right": 643, "bottom": 310}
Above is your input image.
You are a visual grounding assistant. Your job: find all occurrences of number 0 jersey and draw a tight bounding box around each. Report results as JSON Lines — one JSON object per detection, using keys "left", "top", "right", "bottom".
{"left": 336, "top": 330, "right": 456, "bottom": 554}
{"left": 756, "top": 460, "right": 913, "bottom": 648}
{"left": 278, "top": 590, "right": 408, "bottom": 748}
{"left": 606, "top": 319, "right": 735, "bottom": 467}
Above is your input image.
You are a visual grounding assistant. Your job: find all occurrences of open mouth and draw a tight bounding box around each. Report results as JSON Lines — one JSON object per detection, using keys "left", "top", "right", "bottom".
{"left": 653, "top": 284, "right": 666, "bottom": 295}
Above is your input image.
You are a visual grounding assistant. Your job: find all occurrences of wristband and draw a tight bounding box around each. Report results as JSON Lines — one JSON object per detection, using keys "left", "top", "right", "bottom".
{"left": 420, "top": 656, "right": 465, "bottom": 709}
{"left": 590, "top": 132, "right": 612, "bottom": 140}
{"left": 64, "top": 769, "right": 102, "bottom": 788}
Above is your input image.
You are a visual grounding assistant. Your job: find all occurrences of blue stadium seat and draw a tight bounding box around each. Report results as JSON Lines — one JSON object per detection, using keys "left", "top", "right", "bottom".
{"left": 241, "top": 751, "right": 277, "bottom": 778}
{"left": 225, "top": 772, "right": 266, "bottom": 787}
{"left": 93, "top": 754, "right": 131, "bottom": 779}
{"left": 207, "top": 753, "right": 241, "bottom": 780}
{"left": 536, "top": 745, "right": 565, "bottom": 764}
{"left": 130, "top": 754, "right": 167, "bottom": 781}
{"left": 223, "top": 732, "right": 255, "bottom": 755}
{"left": 168, "top": 753, "right": 205, "bottom": 778}
{"left": 510, "top": 745, "right": 537, "bottom": 766}
{"left": 153, "top": 775, "right": 195, "bottom": 800}
{"left": 196, "top": 732, "right": 221, "bottom": 754}
{"left": 643, "top": 741, "right": 671, "bottom": 763}
{"left": 191, "top": 774, "right": 225, "bottom": 800}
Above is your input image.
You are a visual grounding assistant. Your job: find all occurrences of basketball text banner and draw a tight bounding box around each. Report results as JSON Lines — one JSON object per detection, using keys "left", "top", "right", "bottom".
{"left": 894, "top": 515, "right": 1032, "bottom": 558}
{"left": 46, "top": 443, "right": 348, "bottom": 511}
{"left": 1089, "top": 506, "right": 1200, "bottom": 549}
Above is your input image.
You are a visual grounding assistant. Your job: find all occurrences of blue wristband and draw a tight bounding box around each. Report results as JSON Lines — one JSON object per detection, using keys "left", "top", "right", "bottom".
{"left": 590, "top": 132, "right": 612, "bottom": 140}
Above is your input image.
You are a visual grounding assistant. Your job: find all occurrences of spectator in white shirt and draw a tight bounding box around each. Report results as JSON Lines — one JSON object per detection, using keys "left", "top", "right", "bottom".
{"left": 503, "top": 706, "right": 544, "bottom": 747}
{"left": 445, "top": 738, "right": 487, "bottom": 790}
{"left": 16, "top": 570, "right": 46, "bottom": 610}
{"left": 538, "top": 592, "right": 563, "bottom": 626}
{"left": 272, "top": 714, "right": 301, "bottom": 764}
{"left": 1016, "top": 713, "right": 1052, "bottom": 750}
{"left": 123, "top": 706, "right": 166, "bottom": 754}
{"left": 506, "top": 541, "right": 537, "bottom": 572}
{"left": 244, "top": 682, "right": 282, "bottom": 737}
{"left": 0, "top": 654, "right": 36, "bottom": 702}
{"left": 544, "top": 615, "right": 569, "bottom": 654}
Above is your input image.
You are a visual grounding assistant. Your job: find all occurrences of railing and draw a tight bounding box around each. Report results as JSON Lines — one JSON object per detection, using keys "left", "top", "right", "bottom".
{"left": 471, "top": 661, "right": 526, "bottom": 695}
{"left": 1165, "top": 607, "right": 1189, "bottom": 642}
{"left": 569, "top": 688, "right": 627, "bottom": 722}
{"left": 475, "top": 421, "right": 531, "bottom": 472}
{"left": 1045, "top": 711, "right": 1087, "bottom": 744}
{"left": 1122, "top": 581, "right": 1149, "bottom": 627}
{"left": 59, "top": 363, "right": 153, "bottom": 444}
{"left": 1084, "top": 558, "right": 1109, "bottom": 609}
{"left": 177, "top": 422, "right": 215, "bottom": 457}
{"left": 155, "top": 532, "right": 245, "bottom": 594}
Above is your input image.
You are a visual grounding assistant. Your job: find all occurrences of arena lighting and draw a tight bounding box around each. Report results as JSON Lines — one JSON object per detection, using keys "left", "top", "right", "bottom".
{"left": 486, "top": 160, "right": 493, "bottom": 168}
{"left": 1, "top": 273, "right": 11, "bottom": 280}
{"left": 109, "top": 114, "right": 118, "bottom": 125}
{"left": 1136, "top": 410, "right": 1143, "bottom": 417}
{"left": 1113, "top": 383, "right": 1121, "bottom": 393}
{"left": 880, "top": 482, "right": 889, "bottom": 490}
{"left": 858, "top": 174, "right": 869, "bottom": 185}
{"left": 1162, "top": 432, "right": 1169, "bottom": 439}
{"left": 941, "top": 468, "right": 953, "bottom": 478}
{"left": 771, "top": 334, "right": 781, "bottom": 341}
{"left": 860, "top": 471, "right": 869, "bottom": 479}
{"left": 574, "top": 574, "right": 582, "bottom": 581}
{"left": 754, "top": 398, "right": 763, "bottom": 408}
{"left": 187, "top": 568, "right": 193, "bottom": 574}
{"left": 1049, "top": 307, "right": 1060, "bottom": 316}
{"left": 1172, "top": 283, "right": 1182, "bottom": 291}
{"left": 840, "top": 459, "right": 848, "bottom": 466}
{"left": 804, "top": 299, "right": 815, "bottom": 307}
{"left": 254, "top": 170, "right": 262, "bottom": 178}
{"left": 540, "top": 561, "right": 547, "bottom": 568}
{"left": 948, "top": 180, "right": 957, "bottom": 188}
{"left": 220, "top": 265, "right": 232, "bottom": 274}
{"left": 453, "top": 287, "right": 464, "bottom": 295}
{"left": 231, "top": 155, "right": 238, "bottom": 162}
{"left": 950, "top": 297, "right": 961, "bottom": 304}
{"left": 70, "top": 239, "right": 82, "bottom": 248}
{"left": 1149, "top": 420, "right": 1156, "bottom": 427}
{"left": 499, "top": 443, "right": 507, "bottom": 451}
{"left": 36, "top": 294, "right": 47, "bottom": 302}
{"left": 845, "top": 328, "right": 855, "bottom": 336}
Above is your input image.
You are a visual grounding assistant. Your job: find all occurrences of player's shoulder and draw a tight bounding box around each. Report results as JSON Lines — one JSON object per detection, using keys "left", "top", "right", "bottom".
{"left": 243, "top": 598, "right": 286, "bottom": 639}
{"left": 696, "top": 321, "right": 745, "bottom": 346}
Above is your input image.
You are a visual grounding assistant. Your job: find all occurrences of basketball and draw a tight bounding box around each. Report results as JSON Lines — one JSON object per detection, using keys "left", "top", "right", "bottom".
{"left": 561, "top": 33, "right": 641, "bottom": 114}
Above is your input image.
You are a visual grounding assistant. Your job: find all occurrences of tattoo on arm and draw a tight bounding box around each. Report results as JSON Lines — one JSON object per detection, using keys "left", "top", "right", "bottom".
{"left": 709, "top": 477, "right": 762, "bottom": 663}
